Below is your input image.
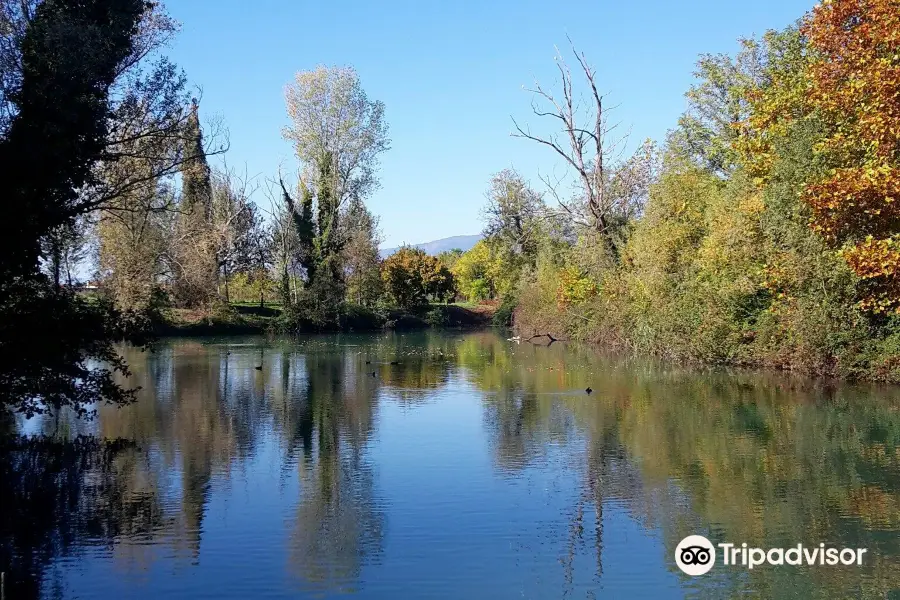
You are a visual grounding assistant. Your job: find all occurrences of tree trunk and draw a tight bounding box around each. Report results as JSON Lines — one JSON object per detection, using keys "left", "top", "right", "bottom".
{"left": 65, "top": 252, "right": 73, "bottom": 287}
{"left": 223, "top": 263, "right": 230, "bottom": 303}
{"left": 280, "top": 267, "right": 290, "bottom": 306}
{"left": 52, "top": 241, "right": 62, "bottom": 291}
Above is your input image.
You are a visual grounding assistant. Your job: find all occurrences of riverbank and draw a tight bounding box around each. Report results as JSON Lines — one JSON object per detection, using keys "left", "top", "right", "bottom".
{"left": 511, "top": 300, "right": 900, "bottom": 385}
{"left": 154, "top": 301, "right": 498, "bottom": 336}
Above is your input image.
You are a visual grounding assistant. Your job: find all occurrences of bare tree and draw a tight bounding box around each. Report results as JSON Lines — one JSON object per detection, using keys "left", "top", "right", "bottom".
{"left": 209, "top": 165, "right": 263, "bottom": 303}
{"left": 512, "top": 40, "right": 642, "bottom": 256}
{"left": 96, "top": 174, "right": 173, "bottom": 310}
{"left": 263, "top": 179, "right": 303, "bottom": 305}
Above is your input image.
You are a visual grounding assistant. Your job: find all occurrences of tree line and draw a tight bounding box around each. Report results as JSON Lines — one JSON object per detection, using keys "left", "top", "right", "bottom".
{"left": 1, "top": 0, "right": 897, "bottom": 417}
{"left": 0, "top": 0, "right": 473, "bottom": 417}
{"left": 453, "top": 0, "right": 900, "bottom": 381}
{"left": 90, "top": 62, "right": 468, "bottom": 326}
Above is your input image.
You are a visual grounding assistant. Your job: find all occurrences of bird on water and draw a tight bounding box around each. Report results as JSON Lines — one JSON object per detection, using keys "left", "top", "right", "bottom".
{"left": 585, "top": 387, "right": 592, "bottom": 394}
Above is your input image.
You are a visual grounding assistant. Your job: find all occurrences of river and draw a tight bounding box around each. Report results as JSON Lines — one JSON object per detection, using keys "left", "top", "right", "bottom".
{"left": 3, "top": 330, "right": 900, "bottom": 599}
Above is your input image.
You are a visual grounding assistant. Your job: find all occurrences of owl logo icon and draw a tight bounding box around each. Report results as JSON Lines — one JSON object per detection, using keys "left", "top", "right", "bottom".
{"left": 675, "top": 535, "right": 716, "bottom": 576}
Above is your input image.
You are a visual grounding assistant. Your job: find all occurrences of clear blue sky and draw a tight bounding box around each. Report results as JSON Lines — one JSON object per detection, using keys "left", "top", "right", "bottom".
{"left": 165, "top": 0, "right": 814, "bottom": 248}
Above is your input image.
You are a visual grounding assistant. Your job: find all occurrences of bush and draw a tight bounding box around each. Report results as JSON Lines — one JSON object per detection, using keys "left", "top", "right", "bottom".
{"left": 492, "top": 294, "right": 517, "bottom": 327}
{"left": 340, "top": 304, "right": 386, "bottom": 331}
{"left": 425, "top": 306, "right": 450, "bottom": 327}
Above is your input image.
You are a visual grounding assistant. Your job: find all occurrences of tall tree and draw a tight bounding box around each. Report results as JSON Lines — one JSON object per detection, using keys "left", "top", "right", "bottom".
{"left": 283, "top": 66, "right": 389, "bottom": 212}
{"left": 209, "top": 167, "right": 265, "bottom": 303}
{"left": 482, "top": 169, "right": 545, "bottom": 263}
{"left": 513, "top": 43, "right": 620, "bottom": 254}
{"left": 266, "top": 187, "right": 302, "bottom": 306}
{"left": 181, "top": 99, "right": 212, "bottom": 216}
{"left": 0, "top": 0, "right": 158, "bottom": 416}
{"left": 280, "top": 66, "right": 389, "bottom": 321}
{"left": 170, "top": 100, "right": 218, "bottom": 308}
{"left": 0, "top": 0, "right": 220, "bottom": 414}
{"left": 799, "top": 0, "right": 900, "bottom": 313}
{"left": 97, "top": 175, "right": 172, "bottom": 310}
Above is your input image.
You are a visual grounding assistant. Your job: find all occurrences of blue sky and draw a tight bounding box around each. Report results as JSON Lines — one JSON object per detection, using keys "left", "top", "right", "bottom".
{"left": 165, "top": 0, "right": 814, "bottom": 248}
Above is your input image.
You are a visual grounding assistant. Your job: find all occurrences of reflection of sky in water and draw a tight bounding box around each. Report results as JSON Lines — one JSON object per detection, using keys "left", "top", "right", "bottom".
{"left": 7, "top": 330, "right": 900, "bottom": 599}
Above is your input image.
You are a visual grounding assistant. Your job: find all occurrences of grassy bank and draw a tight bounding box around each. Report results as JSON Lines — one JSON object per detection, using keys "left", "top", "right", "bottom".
{"left": 154, "top": 302, "right": 497, "bottom": 336}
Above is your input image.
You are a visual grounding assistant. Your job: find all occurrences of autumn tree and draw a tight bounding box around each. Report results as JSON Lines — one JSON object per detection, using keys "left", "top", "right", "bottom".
{"left": 427, "top": 261, "right": 456, "bottom": 304}
{"left": 668, "top": 44, "right": 770, "bottom": 177}
{"left": 381, "top": 247, "right": 453, "bottom": 308}
{"left": 800, "top": 0, "right": 900, "bottom": 313}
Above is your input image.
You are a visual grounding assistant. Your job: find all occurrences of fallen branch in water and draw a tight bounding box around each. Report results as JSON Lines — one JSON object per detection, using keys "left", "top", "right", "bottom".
{"left": 525, "top": 332, "right": 566, "bottom": 345}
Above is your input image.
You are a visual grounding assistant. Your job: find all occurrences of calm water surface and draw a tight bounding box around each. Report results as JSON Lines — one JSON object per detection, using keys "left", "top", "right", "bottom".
{"left": 3, "top": 330, "right": 900, "bottom": 599}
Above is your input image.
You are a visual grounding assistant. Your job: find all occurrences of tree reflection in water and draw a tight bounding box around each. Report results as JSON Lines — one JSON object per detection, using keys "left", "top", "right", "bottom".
{"left": 468, "top": 333, "right": 900, "bottom": 599}
{"left": 0, "top": 436, "right": 153, "bottom": 599}
{"left": 271, "top": 345, "right": 385, "bottom": 591}
{"left": 1, "top": 332, "right": 900, "bottom": 599}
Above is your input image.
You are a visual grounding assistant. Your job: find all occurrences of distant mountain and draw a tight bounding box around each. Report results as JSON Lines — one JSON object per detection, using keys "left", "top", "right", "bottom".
{"left": 380, "top": 234, "right": 482, "bottom": 258}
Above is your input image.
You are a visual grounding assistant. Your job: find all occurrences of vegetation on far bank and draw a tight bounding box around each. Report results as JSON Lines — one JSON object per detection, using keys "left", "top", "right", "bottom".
{"left": 443, "top": 0, "right": 900, "bottom": 383}
{"left": 154, "top": 301, "right": 497, "bottom": 336}
{"left": 1, "top": 0, "right": 899, "bottom": 418}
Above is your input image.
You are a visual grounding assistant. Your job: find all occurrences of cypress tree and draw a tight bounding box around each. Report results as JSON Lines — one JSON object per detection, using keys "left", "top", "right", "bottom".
{"left": 181, "top": 98, "right": 212, "bottom": 219}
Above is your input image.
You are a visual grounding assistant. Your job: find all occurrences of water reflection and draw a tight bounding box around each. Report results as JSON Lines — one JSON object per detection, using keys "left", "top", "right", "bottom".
{"left": 1, "top": 331, "right": 899, "bottom": 599}
{"left": 0, "top": 436, "right": 146, "bottom": 599}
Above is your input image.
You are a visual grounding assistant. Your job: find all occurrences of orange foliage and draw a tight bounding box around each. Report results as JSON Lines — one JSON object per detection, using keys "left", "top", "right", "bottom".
{"left": 802, "top": 0, "right": 900, "bottom": 311}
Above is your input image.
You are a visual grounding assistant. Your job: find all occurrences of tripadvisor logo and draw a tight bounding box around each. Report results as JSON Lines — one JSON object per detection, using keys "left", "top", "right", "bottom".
{"left": 675, "top": 535, "right": 868, "bottom": 576}
{"left": 675, "top": 535, "right": 716, "bottom": 576}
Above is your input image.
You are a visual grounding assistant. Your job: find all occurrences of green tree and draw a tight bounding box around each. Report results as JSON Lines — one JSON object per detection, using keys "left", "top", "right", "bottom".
{"left": 342, "top": 198, "right": 383, "bottom": 307}
{"left": 481, "top": 169, "right": 545, "bottom": 263}
{"left": 171, "top": 100, "right": 218, "bottom": 308}
{"left": 436, "top": 248, "right": 464, "bottom": 272}
{"left": 280, "top": 66, "right": 390, "bottom": 325}
{"left": 181, "top": 99, "right": 212, "bottom": 216}
{"left": 41, "top": 218, "right": 89, "bottom": 289}
{"left": 452, "top": 240, "right": 512, "bottom": 302}
{"left": 0, "top": 0, "right": 161, "bottom": 415}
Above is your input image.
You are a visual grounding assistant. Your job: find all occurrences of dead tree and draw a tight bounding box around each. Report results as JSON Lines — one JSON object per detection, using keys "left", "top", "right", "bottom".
{"left": 511, "top": 39, "right": 629, "bottom": 258}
